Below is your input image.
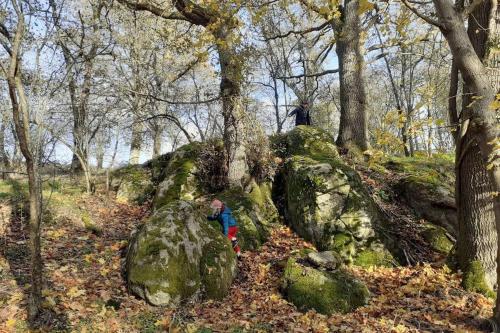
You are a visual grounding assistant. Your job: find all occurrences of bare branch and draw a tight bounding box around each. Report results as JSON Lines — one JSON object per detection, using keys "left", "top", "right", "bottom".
{"left": 278, "top": 68, "right": 339, "bottom": 80}
{"left": 400, "top": 0, "right": 443, "bottom": 28}
{"left": 462, "top": 0, "right": 486, "bottom": 17}
{"left": 128, "top": 89, "right": 220, "bottom": 104}
{"left": 116, "top": 0, "right": 188, "bottom": 21}
{"left": 263, "top": 20, "right": 333, "bottom": 41}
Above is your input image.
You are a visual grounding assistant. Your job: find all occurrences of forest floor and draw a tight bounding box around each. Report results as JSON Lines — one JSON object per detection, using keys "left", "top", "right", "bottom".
{"left": 0, "top": 177, "right": 494, "bottom": 333}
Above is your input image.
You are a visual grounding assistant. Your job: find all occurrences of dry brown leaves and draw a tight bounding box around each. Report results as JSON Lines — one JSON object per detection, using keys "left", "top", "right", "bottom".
{"left": 0, "top": 194, "right": 494, "bottom": 333}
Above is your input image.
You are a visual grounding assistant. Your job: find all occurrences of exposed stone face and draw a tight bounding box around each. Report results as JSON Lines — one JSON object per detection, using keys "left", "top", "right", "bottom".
{"left": 279, "top": 127, "right": 396, "bottom": 267}
{"left": 307, "top": 251, "right": 340, "bottom": 270}
{"left": 153, "top": 143, "right": 202, "bottom": 210}
{"left": 281, "top": 257, "right": 369, "bottom": 315}
{"left": 395, "top": 179, "right": 457, "bottom": 236}
{"left": 111, "top": 165, "right": 153, "bottom": 204}
{"left": 126, "top": 200, "right": 236, "bottom": 306}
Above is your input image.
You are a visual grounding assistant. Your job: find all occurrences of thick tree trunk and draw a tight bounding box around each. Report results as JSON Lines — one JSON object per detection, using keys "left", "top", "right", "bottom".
{"left": 129, "top": 120, "right": 143, "bottom": 165}
{"left": 432, "top": 0, "right": 500, "bottom": 321}
{"left": 443, "top": 0, "right": 499, "bottom": 295}
{"left": 335, "top": 0, "right": 368, "bottom": 152}
{"left": 448, "top": 59, "right": 459, "bottom": 144}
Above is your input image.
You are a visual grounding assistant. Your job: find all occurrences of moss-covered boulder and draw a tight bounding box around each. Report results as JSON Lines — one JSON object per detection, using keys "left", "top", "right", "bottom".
{"left": 126, "top": 200, "right": 236, "bottom": 306}
{"left": 111, "top": 165, "right": 154, "bottom": 204}
{"left": 278, "top": 127, "right": 397, "bottom": 266}
{"left": 385, "top": 155, "right": 457, "bottom": 236}
{"left": 153, "top": 143, "right": 202, "bottom": 210}
{"left": 143, "top": 152, "right": 173, "bottom": 185}
{"left": 421, "top": 224, "right": 454, "bottom": 254}
{"left": 284, "top": 126, "right": 339, "bottom": 160}
{"left": 216, "top": 181, "right": 279, "bottom": 250}
{"left": 282, "top": 257, "right": 369, "bottom": 315}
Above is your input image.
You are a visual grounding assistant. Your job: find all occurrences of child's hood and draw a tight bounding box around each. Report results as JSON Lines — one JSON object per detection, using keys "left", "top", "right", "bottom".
{"left": 221, "top": 206, "right": 232, "bottom": 215}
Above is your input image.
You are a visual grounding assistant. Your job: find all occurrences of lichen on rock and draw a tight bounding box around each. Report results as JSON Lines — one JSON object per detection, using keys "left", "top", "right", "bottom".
{"left": 126, "top": 200, "right": 236, "bottom": 306}
{"left": 278, "top": 127, "right": 397, "bottom": 267}
{"left": 153, "top": 143, "right": 202, "bottom": 210}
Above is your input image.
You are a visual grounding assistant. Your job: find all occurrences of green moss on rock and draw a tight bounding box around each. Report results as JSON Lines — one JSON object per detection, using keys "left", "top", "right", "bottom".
{"left": 421, "top": 224, "right": 454, "bottom": 254}
{"left": 126, "top": 200, "right": 237, "bottom": 306}
{"left": 462, "top": 261, "right": 495, "bottom": 298}
{"left": 285, "top": 126, "right": 340, "bottom": 161}
{"left": 282, "top": 146, "right": 396, "bottom": 266}
{"left": 216, "top": 181, "right": 279, "bottom": 251}
{"left": 112, "top": 165, "right": 153, "bottom": 204}
{"left": 153, "top": 143, "right": 203, "bottom": 210}
{"left": 353, "top": 248, "right": 394, "bottom": 268}
{"left": 282, "top": 257, "right": 369, "bottom": 315}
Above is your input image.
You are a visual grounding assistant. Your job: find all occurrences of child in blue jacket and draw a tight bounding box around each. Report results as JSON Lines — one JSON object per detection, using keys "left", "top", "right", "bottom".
{"left": 207, "top": 199, "right": 241, "bottom": 258}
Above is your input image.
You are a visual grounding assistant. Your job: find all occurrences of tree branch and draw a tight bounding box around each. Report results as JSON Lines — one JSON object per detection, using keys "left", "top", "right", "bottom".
{"left": 400, "top": 0, "right": 443, "bottom": 28}
{"left": 116, "top": 0, "right": 188, "bottom": 21}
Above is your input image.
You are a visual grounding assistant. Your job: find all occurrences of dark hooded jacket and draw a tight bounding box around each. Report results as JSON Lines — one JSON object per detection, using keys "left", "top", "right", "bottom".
{"left": 289, "top": 105, "right": 311, "bottom": 126}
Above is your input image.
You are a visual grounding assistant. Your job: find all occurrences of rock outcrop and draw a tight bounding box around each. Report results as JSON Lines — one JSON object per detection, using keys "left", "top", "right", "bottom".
{"left": 277, "top": 126, "right": 398, "bottom": 267}
{"left": 126, "top": 200, "right": 236, "bottom": 306}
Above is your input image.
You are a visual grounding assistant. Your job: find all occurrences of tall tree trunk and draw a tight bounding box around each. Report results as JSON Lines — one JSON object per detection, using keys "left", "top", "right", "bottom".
{"left": 152, "top": 124, "right": 163, "bottom": 158}
{"left": 216, "top": 28, "right": 249, "bottom": 185}
{"left": 129, "top": 119, "right": 143, "bottom": 165}
{"left": 4, "top": 8, "right": 43, "bottom": 319}
{"left": 446, "top": 0, "right": 499, "bottom": 295}
{"left": 0, "top": 109, "right": 10, "bottom": 170}
{"left": 335, "top": 0, "right": 368, "bottom": 152}
{"left": 431, "top": 0, "right": 500, "bottom": 319}
{"left": 448, "top": 59, "right": 460, "bottom": 143}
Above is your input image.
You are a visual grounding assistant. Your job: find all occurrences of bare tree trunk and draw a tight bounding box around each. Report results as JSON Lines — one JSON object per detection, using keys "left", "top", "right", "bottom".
{"left": 129, "top": 120, "right": 143, "bottom": 165}
{"left": 444, "top": 0, "right": 499, "bottom": 296}
{"left": 96, "top": 140, "right": 105, "bottom": 170}
{"left": 109, "top": 130, "right": 120, "bottom": 169}
{"left": 216, "top": 28, "right": 249, "bottom": 185}
{"left": 335, "top": 0, "right": 368, "bottom": 152}
{"left": 0, "top": 109, "right": 10, "bottom": 170}
{"left": 152, "top": 123, "right": 163, "bottom": 158}
{"left": 3, "top": 6, "right": 43, "bottom": 320}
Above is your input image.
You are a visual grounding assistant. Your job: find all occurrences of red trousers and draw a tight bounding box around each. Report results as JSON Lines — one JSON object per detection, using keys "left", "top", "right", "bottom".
{"left": 228, "top": 226, "right": 241, "bottom": 254}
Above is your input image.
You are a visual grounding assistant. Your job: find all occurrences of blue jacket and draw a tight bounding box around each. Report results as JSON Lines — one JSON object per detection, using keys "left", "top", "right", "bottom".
{"left": 207, "top": 206, "right": 237, "bottom": 236}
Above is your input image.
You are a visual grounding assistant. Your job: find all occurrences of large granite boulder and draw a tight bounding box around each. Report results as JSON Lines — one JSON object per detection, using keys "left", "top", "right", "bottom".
{"left": 279, "top": 127, "right": 398, "bottom": 267}
{"left": 126, "top": 200, "right": 237, "bottom": 306}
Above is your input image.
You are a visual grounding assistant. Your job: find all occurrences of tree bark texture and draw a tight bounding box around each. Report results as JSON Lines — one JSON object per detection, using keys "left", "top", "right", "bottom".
{"left": 335, "top": 0, "right": 369, "bottom": 152}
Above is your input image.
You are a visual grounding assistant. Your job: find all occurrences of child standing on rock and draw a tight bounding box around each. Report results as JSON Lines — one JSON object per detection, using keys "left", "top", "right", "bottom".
{"left": 207, "top": 199, "right": 241, "bottom": 258}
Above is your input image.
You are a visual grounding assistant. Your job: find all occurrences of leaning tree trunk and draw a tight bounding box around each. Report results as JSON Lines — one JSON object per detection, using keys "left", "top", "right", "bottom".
{"left": 431, "top": 0, "right": 500, "bottom": 324}
{"left": 335, "top": 0, "right": 369, "bottom": 152}
{"left": 216, "top": 28, "right": 249, "bottom": 185}
{"left": 0, "top": 109, "right": 10, "bottom": 170}
{"left": 8, "top": 67, "right": 43, "bottom": 323}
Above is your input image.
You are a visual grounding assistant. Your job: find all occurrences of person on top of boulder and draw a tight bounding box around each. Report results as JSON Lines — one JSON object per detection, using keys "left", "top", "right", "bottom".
{"left": 207, "top": 199, "right": 241, "bottom": 258}
{"left": 288, "top": 101, "right": 311, "bottom": 126}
